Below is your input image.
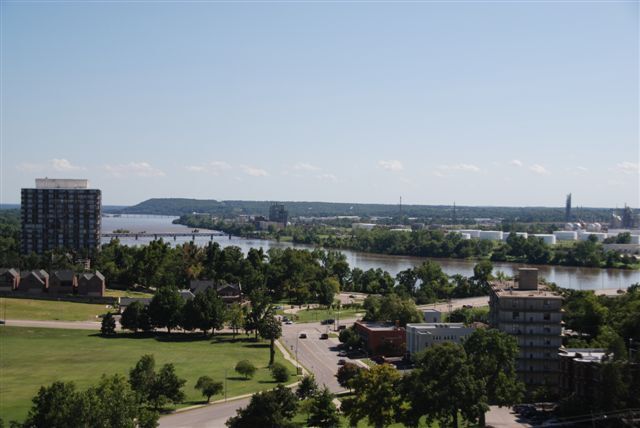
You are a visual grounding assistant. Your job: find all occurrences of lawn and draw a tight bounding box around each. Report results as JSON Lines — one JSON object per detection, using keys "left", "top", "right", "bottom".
{"left": 0, "top": 326, "right": 297, "bottom": 422}
{"left": 288, "top": 307, "right": 363, "bottom": 324}
{"left": 0, "top": 297, "right": 111, "bottom": 321}
{"left": 103, "top": 288, "right": 154, "bottom": 298}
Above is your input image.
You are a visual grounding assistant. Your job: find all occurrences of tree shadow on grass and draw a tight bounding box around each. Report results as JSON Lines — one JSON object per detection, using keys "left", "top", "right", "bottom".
{"left": 226, "top": 376, "right": 251, "bottom": 381}
{"left": 90, "top": 332, "right": 213, "bottom": 343}
{"left": 243, "top": 343, "right": 269, "bottom": 349}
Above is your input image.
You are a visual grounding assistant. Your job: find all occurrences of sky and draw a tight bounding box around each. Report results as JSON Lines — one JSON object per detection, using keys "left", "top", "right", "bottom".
{"left": 1, "top": 1, "right": 638, "bottom": 207}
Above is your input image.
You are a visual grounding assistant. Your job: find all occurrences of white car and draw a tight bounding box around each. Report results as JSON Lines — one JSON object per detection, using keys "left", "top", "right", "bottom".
{"left": 285, "top": 320, "right": 293, "bottom": 325}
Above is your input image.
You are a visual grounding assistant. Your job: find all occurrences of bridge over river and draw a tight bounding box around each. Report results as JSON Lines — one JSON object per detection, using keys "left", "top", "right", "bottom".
{"left": 102, "top": 231, "right": 226, "bottom": 240}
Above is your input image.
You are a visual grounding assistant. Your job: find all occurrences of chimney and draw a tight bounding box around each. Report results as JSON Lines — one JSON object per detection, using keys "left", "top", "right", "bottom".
{"left": 518, "top": 268, "right": 538, "bottom": 290}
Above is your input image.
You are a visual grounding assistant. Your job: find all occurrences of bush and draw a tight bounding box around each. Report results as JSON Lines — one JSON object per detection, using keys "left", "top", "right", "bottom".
{"left": 235, "top": 360, "right": 256, "bottom": 379}
{"left": 270, "top": 362, "right": 289, "bottom": 383}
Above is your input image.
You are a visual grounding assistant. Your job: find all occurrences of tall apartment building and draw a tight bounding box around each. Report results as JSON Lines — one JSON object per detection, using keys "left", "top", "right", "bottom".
{"left": 489, "top": 268, "right": 563, "bottom": 387}
{"left": 21, "top": 178, "right": 101, "bottom": 255}
{"left": 268, "top": 203, "right": 288, "bottom": 226}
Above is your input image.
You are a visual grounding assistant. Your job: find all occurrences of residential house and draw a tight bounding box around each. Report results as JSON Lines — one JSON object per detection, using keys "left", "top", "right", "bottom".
{"left": 0, "top": 268, "right": 20, "bottom": 291}
{"left": 77, "top": 271, "right": 105, "bottom": 296}
{"left": 49, "top": 270, "right": 77, "bottom": 295}
{"left": 20, "top": 270, "right": 49, "bottom": 294}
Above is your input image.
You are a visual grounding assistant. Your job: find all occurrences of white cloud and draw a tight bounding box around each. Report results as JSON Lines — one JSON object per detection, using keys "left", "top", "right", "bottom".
{"left": 378, "top": 160, "right": 404, "bottom": 171}
{"left": 294, "top": 162, "right": 321, "bottom": 172}
{"left": 50, "top": 158, "right": 85, "bottom": 171}
{"left": 17, "top": 158, "right": 85, "bottom": 173}
{"left": 16, "top": 162, "right": 43, "bottom": 172}
{"left": 317, "top": 173, "right": 338, "bottom": 182}
{"left": 437, "top": 163, "right": 481, "bottom": 172}
{"left": 617, "top": 161, "right": 639, "bottom": 174}
{"left": 510, "top": 159, "right": 523, "bottom": 167}
{"left": 185, "top": 161, "right": 232, "bottom": 175}
{"left": 104, "top": 162, "right": 165, "bottom": 177}
{"left": 529, "top": 164, "right": 551, "bottom": 175}
{"left": 240, "top": 165, "right": 269, "bottom": 177}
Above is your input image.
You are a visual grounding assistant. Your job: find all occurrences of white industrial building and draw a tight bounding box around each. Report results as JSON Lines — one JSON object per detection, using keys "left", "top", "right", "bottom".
{"left": 479, "top": 230, "right": 503, "bottom": 241}
{"left": 578, "top": 232, "right": 607, "bottom": 242}
{"left": 532, "top": 234, "right": 556, "bottom": 245}
{"left": 405, "top": 323, "right": 477, "bottom": 355}
{"left": 423, "top": 309, "right": 442, "bottom": 323}
{"left": 502, "top": 232, "right": 528, "bottom": 241}
{"left": 553, "top": 231, "right": 578, "bottom": 241}
{"left": 459, "top": 229, "right": 481, "bottom": 238}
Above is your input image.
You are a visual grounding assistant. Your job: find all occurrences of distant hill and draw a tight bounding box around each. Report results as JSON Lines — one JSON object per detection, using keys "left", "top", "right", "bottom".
{"left": 120, "top": 198, "right": 614, "bottom": 223}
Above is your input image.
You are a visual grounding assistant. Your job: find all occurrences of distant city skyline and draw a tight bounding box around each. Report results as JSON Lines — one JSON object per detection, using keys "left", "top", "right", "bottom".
{"left": 1, "top": 1, "right": 638, "bottom": 207}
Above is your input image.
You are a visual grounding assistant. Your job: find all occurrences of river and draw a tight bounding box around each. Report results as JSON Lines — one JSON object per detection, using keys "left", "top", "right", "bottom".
{"left": 101, "top": 215, "right": 640, "bottom": 291}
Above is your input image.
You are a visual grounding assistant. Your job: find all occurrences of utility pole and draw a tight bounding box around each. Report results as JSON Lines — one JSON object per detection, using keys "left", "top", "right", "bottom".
{"left": 224, "top": 369, "right": 227, "bottom": 402}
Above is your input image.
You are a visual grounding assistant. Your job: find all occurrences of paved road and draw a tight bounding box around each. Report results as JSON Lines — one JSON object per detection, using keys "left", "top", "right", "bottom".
{"left": 3, "top": 319, "right": 105, "bottom": 330}
{"left": 158, "top": 397, "right": 251, "bottom": 428}
{"left": 280, "top": 320, "right": 354, "bottom": 393}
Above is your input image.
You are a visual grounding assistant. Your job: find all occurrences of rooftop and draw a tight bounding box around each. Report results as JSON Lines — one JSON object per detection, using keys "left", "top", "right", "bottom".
{"left": 559, "top": 348, "right": 609, "bottom": 363}
{"left": 491, "top": 280, "right": 562, "bottom": 299}
{"left": 355, "top": 321, "right": 404, "bottom": 331}
{"left": 407, "top": 323, "right": 468, "bottom": 330}
{"left": 34, "top": 178, "right": 88, "bottom": 189}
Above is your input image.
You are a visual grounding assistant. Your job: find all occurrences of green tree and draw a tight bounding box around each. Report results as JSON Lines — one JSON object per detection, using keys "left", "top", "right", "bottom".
{"left": 194, "top": 376, "right": 223, "bottom": 403}
{"left": 129, "top": 354, "right": 156, "bottom": 404}
{"left": 338, "top": 326, "right": 361, "bottom": 350}
{"left": 80, "top": 374, "right": 140, "bottom": 428}
{"left": 148, "top": 286, "right": 184, "bottom": 333}
{"left": 227, "top": 303, "right": 245, "bottom": 340}
{"left": 335, "top": 362, "right": 362, "bottom": 390}
{"left": 400, "top": 343, "right": 484, "bottom": 428}
{"left": 22, "top": 381, "right": 81, "bottom": 428}
{"left": 235, "top": 360, "right": 257, "bottom": 379}
{"left": 270, "top": 362, "right": 289, "bottom": 383}
{"left": 463, "top": 329, "right": 524, "bottom": 426}
{"left": 226, "top": 384, "right": 298, "bottom": 428}
{"left": 296, "top": 375, "right": 318, "bottom": 400}
{"left": 318, "top": 277, "right": 339, "bottom": 307}
{"left": 149, "top": 363, "right": 186, "bottom": 410}
{"left": 120, "top": 301, "right": 145, "bottom": 333}
{"left": 341, "top": 364, "right": 402, "bottom": 428}
{"left": 308, "top": 386, "right": 340, "bottom": 428}
{"left": 100, "top": 312, "right": 116, "bottom": 336}
{"left": 258, "top": 313, "right": 282, "bottom": 366}
{"left": 245, "top": 289, "right": 273, "bottom": 341}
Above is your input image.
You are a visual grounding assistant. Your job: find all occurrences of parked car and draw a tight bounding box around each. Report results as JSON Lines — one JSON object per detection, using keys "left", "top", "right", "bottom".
{"left": 285, "top": 320, "right": 293, "bottom": 325}
{"left": 337, "top": 359, "right": 346, "bottom": 365}
{"left": 338, "top": 351, "right": 348, "bottom": 357}
{"left": 320, "top": 319, "right": 335, "bottom": 325}
{"left": 320, "top": 333, "right": 329, "bottom": 340}
{"left": 462, "top": 304, "right": 473, "bottom": 309}
{"left": 338, "top": 325, "right": 346, "bottom": 330}
{"left": 299, "top": 333, "right": 307, "bottom": 339}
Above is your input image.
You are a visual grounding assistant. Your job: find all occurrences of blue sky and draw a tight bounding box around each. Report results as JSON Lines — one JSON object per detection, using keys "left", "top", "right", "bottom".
{"left": 1, "top": 1, "right": 638, "bottom": 207}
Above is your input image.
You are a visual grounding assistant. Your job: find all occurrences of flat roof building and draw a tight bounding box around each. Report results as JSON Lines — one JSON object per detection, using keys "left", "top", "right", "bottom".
{"left": 21, "top": 178, "right": 101, "bottom": 255}
{"left": 353, "top": 321, "right": 406, "bottom": 357}
{"left": 406, "top": 323, "right": 476, "bottom": 356}
{"left": 489, "top": 268, "right": 563, "bottom": 387}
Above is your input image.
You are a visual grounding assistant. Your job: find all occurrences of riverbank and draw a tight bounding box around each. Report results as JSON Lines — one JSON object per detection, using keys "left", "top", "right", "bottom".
{"left": 102, "top": 215, "right": 640, "bottom": 290}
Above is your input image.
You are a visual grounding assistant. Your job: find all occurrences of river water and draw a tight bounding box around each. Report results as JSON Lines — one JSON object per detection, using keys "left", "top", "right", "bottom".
{"left": 102, "top": 215, "right": 640, "bottom": 291}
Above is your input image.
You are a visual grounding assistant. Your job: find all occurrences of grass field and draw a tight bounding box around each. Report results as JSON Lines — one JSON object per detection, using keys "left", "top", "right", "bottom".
{"left": 0, "top": 326, "right": 297, "bottom": 422}
{"left": 0, "top": 297, "right": 111, "bottom": 321}
{"left": 103, "top": 289, "right": 154, "bottom": 298}
{"left": 288, "top": 307, "right": 363, "bottom": 323}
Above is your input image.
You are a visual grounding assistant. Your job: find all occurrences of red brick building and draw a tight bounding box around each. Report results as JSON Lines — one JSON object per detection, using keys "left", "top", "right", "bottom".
{"left": 353, "top": 321, "right": 406, "bottom": 357}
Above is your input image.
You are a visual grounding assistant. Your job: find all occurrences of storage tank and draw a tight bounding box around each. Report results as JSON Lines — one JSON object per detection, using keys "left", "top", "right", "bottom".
{"left": 631, "top": 235, "right": 640, "bottom": 245}
{"left": 502, "top": 232, "right": 528, "bottom": 241}
{"left": 586, "top": 223, "right": 602, "bottom": 232}
{"left": 479, "top": 231, "right": 503, "bottom": 241}
{"left": 533, "top": 234, "right": 556, "bottom": 245}
{"left": 459, "top": 229, "right": 481, "bottom": 238}
{"left": 553, "top": 231, "right": 578, "bottom": 241}
{"left": 580, "top": 232, "right": 607, "bottom": 242}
